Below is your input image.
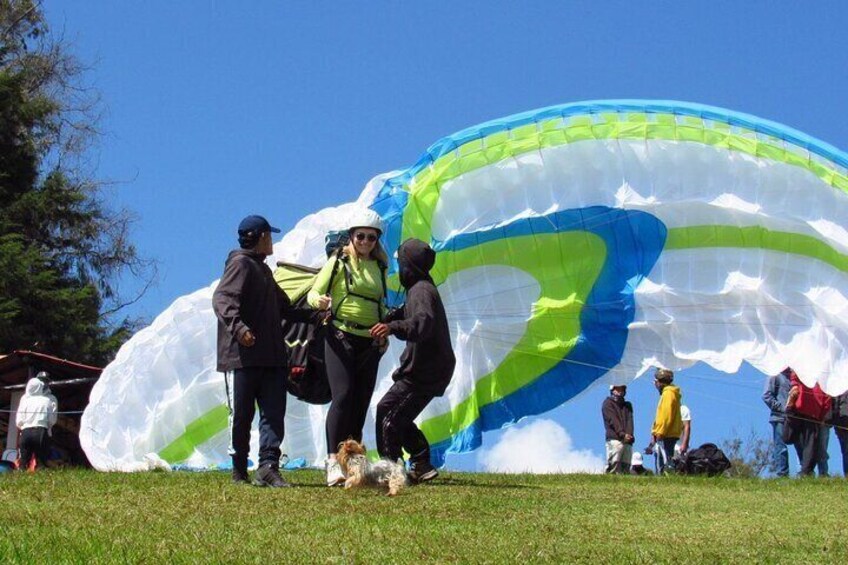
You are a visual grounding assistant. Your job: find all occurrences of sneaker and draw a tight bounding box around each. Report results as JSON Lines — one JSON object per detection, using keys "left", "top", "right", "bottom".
{"left": 253, "top": 464, "right": 292, "bottom": 488}
{"left": 231, "top": 467, "right": 249, "bottom": 485}
{"left": 409, "top": 463, "right": 438, "bottom": 484}
{"left": 326, "top": 459, "right": 345, "bottom": 487}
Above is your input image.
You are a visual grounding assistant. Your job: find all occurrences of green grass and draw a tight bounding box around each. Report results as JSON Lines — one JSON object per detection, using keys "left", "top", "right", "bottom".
{"left": 1, "top": 469, "right": 847, "bottom": 563}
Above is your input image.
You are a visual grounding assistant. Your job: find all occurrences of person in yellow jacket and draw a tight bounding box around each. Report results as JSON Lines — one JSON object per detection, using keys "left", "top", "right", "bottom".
{"left": 308, "top": 208, "right": 390, "bottom": 487}
{"left": 647, "top": 368, "right": 682, "bottom": 473}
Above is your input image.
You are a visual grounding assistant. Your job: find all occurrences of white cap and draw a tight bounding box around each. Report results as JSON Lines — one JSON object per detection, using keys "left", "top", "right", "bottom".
{"left": 631, "top": 451, "right": 643, "bottom": 466}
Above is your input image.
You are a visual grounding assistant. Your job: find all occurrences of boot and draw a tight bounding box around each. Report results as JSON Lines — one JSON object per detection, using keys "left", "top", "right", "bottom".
{"left": 409, "top": 460, "right": 438, "bottom": 484}
{"left": 232, "top": 458, "right": 249, "bottom": 485}
{"left": 253, "top": 463, "right": 292, "bottom": 488}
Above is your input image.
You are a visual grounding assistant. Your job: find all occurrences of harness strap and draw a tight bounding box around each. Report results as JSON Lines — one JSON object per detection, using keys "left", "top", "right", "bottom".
{"left": 331, "top": 252, "right": 388, "bottom": 325}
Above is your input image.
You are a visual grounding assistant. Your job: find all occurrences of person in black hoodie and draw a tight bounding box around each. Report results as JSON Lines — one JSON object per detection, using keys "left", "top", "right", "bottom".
{"left": 370, "top": 238, "right": 455, "bottom": 483}
{"left": 602, "top": 384, "right": 634, "bottom": 474}
{"left": 832, "top": 391, "right": 848, "bottom": 477}
{"left": 213, "top": 215, "right": 310, "bottom": 488}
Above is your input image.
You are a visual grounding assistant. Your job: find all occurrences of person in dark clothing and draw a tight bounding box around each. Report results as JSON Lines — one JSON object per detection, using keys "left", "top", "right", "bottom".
{"left": 762, "top": 371, "right": 796, "bottom": 477}
{"left": 371, "top": 238, "right": 456, "bottom": 483}
{"left": 602, "top": 384, "right": 634, "bottom": 474}
{"left": 784, "top": 367, "right": 832, "bottom": 477}
{"left": 830, "top": 391, "right": 848, "bottom": 477}
{"left": 213, "top": 214, "right": 310, "bottom": 488}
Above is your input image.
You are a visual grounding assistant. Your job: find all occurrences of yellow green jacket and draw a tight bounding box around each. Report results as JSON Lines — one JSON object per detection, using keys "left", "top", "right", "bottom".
{"left": 306, "top": 254, "right": 386, "bottom": 337}
{"left": 651, "top": 385, "right": 682, "bottom": 438}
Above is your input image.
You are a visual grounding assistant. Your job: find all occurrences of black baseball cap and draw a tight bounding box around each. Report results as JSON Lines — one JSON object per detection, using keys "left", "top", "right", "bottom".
{"left": 237, "top": 215, "right": 280, "bottom": 235}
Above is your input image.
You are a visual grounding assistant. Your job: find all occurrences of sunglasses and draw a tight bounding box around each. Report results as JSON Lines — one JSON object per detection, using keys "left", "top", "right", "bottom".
{"left": 353, "top": 232, "right": 378, "bottom": 242}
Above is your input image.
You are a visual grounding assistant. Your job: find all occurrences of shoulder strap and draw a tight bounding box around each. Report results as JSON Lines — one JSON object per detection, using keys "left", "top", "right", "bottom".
{"left": 331, "top": 255, "right": 389, "bottom": 322}
{"left": 325, "top": 250, "right": 344, "bottom": 294}
{"left": 377, "top": 260, "right": 388, "bottom": 321}
{"left": 327, "top": 250, "right": 346, "bottom": 319}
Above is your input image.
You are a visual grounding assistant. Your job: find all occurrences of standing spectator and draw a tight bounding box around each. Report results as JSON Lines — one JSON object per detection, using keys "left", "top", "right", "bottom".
{"left": 15, "top": 372, "right": 58, "bottom": 471}
{"left": 648, "top": 368, "right": 682, "bottom": 473}
{"left": 784, "top": 367, "right": 832, "bottom": 477}
{"left": 601, "top": 384, "right": 634, "bottom": 474}
{"left": 816, "top": 421, "right": 830, "bottom": 477}
{"left": 762, "top": 371, "right": 795, "bottom": 477}
{"left": 832, "top": 391, "right": 848, "bottom": 477}
{"left": 213, "top": 214, "right": 310, "bottom": 487}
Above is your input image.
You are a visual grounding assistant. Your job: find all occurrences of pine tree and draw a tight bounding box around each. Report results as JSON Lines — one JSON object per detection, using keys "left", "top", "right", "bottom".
{"left": 0, "top": 1, "right": 154, "bottom": 365}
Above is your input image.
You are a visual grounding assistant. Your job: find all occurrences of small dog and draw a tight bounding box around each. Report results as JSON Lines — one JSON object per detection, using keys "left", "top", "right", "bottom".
{"left": 336, "top": 439, "right": 407, "bottom": 496}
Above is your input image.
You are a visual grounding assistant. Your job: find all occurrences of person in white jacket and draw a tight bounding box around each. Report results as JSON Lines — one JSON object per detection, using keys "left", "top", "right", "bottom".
{"left": 15, "top": 373, "right": 58, "bottom": 470}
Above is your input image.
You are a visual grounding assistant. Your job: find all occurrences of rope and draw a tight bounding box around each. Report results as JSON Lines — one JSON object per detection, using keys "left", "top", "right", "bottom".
{"left": 0, "top": 409, "right": 84, "bottom": 415}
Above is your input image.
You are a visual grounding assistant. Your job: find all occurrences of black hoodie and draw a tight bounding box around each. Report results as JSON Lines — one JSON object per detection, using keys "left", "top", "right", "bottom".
{"left": 602, "top": 394, "right": 634, "bottom": 443}
{"left": 213, "top": 249, "right": 308, "bottom": 372}
{"left": 386, "top": 239, "right": 456, "bottom": 396}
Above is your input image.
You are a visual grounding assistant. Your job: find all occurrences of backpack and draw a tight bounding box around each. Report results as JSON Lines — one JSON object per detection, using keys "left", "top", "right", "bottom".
{"left": 324, "top": 230, "right": 350, "bottom": 257}
{"left": 274, "top": 262, "right": 333, "bottom": 404}
{"left": 677, "top": 443, "right": 732, "bottom": 476}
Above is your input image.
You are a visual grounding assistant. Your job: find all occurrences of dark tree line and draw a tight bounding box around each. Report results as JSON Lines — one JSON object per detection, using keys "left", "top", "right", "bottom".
{"left": 0, "top": 0, "right": 154, "bottom": 366}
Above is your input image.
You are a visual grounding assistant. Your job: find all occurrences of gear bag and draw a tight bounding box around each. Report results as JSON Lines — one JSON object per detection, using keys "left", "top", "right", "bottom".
{"left": 677, "top": 443, "right": 732, "bottom": 476}
{"left": 274, "top": 262, "right": 333, "bottom": 404}
{"left": 324, "top": 230, "right": 350, "bottom": 257}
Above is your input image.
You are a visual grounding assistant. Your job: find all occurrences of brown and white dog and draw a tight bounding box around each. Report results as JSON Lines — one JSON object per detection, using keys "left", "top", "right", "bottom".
{"left": 336, "top": 439, "right": 407, "bottom": 496}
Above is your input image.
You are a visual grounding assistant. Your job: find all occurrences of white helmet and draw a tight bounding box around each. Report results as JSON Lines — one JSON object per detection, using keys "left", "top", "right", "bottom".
{"left": 348, "top": 208, "right": 384, "bottom": 234}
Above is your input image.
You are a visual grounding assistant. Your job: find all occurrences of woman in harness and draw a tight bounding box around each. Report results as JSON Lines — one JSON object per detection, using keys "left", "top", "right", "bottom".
{"left": 307, "top": 208, "right": 389, "bottom": 486}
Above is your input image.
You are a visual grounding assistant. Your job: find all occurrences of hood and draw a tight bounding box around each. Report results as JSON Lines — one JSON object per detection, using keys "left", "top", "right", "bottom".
{"left": 397, "top": 238, "right": 435, "bottom": 289}
{"left": 25, "top": 378, "right": 46, "bottom": 396}
{"left": 662, "top": 384, "right": 681, "bottom": 401}
{"left": 226, "top": 249, "right": 264, "bottom": 263}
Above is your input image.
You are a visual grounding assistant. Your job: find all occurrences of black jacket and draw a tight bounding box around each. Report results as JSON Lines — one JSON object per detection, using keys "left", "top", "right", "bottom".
{"left": 213, "top": 249, "right": 308, "bottom": 372}
{"left": 602, "top": 395, "right": 634, "bottom": 443}
{"left": 831, "top": 391, "right": 848, "bottom": 423}
{"left": 387, "top": 239, "right": 456, "bottom": 396}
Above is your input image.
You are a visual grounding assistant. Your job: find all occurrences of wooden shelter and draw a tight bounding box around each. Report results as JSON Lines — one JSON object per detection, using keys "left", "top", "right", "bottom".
{"left": 0, "top": 350, "right": 102, "bottom": 467}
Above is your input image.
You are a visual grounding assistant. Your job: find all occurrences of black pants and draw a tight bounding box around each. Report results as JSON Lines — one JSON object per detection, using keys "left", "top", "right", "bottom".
{"left": 376, "top": 379, "right": 434, "bottom": 464}
{"left": 324, "top": 329, "right": 382, "bottom": 455}
{"left": 225, "top": 366, "right": 286, "bottom": 469}
{"left": 19, "top": 427, "right": 49, "bottom": 470}
{"left": 791, "top": 416, "right": 821, "bottom": 476}
{"left": 834, "top": 417, "right": 848, "bottom": 477}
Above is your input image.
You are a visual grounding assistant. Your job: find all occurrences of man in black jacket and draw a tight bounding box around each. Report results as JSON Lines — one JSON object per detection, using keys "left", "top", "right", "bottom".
{"left": 213, "top": 214, "right": 308, "bottom": 487}
{"left": 371, "top": 238, "right": 456, "bottom": 483}
{"left": 831, "top": 391, "right": 848, "bottom": 477}
{"left": 602, "top": 384, "right": 635, "bottom": 474}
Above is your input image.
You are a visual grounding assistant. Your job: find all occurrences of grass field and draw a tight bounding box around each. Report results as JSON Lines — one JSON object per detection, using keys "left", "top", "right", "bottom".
{"left": 1, "top": 469, "right": 847, "bottom": 563}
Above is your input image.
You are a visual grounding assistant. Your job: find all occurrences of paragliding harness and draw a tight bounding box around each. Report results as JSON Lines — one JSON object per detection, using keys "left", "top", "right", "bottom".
{"left": 274, "top": 238, "right": 387, "bottom": 405}
{"left": 676, "top": 443, "right": 732, "bottom": 476}
{"left": 329, "top": 251, "right": 389, "bottom": 331}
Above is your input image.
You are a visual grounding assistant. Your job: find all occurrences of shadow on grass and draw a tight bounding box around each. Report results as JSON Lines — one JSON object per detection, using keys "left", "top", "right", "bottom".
{"left": 429, "top": 476, "right": 538, "bottom": 489}
{"left": 252, "top": 475, "right": 539, "bottom": 490}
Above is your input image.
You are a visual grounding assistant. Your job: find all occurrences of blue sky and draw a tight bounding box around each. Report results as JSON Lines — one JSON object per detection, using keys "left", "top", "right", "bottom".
{"left": 44, "top": 2, "right": 848, "bottom": 473}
